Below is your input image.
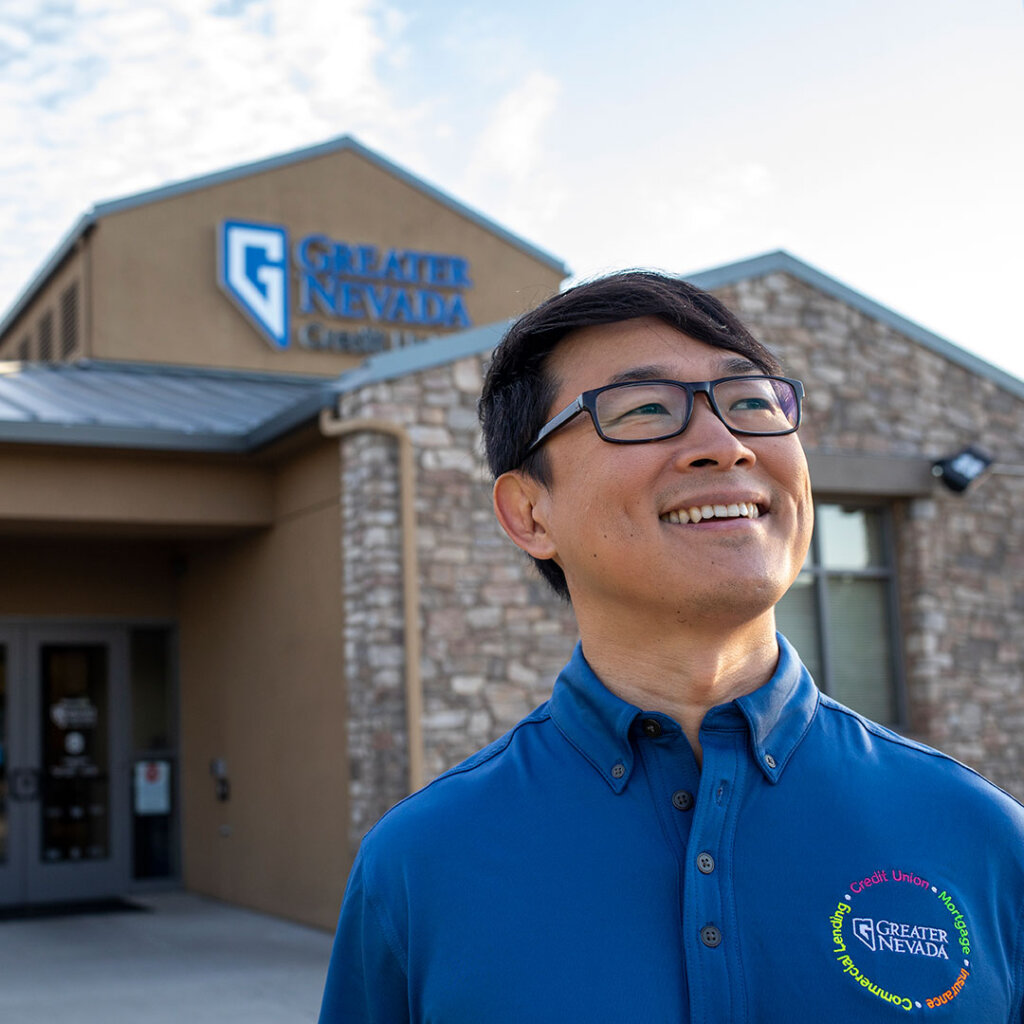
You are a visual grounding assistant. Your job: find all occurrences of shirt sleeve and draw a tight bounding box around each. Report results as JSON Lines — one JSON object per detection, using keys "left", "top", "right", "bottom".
{"left": 318, "top": 845, "right": 410, "bottom": 1024}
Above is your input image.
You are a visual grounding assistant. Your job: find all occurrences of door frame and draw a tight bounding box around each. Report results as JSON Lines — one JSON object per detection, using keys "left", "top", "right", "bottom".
{"left": 0, "top": 625, "right": 27, "bottom": 905}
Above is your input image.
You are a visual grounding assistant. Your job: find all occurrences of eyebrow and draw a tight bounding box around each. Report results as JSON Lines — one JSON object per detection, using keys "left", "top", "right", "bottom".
{"left": 606, "top": 356, "right": 761, "bottom": 386}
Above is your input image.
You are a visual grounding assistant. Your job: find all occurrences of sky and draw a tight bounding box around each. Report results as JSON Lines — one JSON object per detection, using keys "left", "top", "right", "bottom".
{"left": 1, "top": 0, "right": 1022, "bottom": 379}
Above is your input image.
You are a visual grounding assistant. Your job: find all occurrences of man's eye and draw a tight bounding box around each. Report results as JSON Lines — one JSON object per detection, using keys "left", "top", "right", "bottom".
{"left": 730, "top": 397, "right": 774, "bottom": 412}
{"left": 625, "top": 402, "right": 670, "bottom": 417}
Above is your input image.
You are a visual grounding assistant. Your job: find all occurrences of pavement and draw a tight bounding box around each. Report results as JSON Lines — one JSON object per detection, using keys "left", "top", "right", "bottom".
{"left": 0, "top": 892, "right": 335, "bottom": 1023}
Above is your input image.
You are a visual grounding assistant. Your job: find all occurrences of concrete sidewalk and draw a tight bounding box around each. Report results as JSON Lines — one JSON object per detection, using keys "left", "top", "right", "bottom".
{"left": 0, "top": 892, "right": 334, "bottom": 1023}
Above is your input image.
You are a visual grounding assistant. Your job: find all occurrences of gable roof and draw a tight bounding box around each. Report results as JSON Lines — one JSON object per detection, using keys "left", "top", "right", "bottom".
{"left": 685, "top": 250, "right": 1024, "bottom": 401}
{"left": 0, "top": 135, "right": 568, "bottom": 339}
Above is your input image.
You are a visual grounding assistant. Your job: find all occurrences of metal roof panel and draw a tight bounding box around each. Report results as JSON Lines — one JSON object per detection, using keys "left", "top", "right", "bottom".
{"left": 0, "top": 362, "right": 328, "bottom": 450}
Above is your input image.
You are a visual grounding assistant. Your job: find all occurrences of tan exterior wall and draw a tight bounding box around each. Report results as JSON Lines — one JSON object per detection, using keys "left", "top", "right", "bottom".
{"left": 87, "top": 148, "right": 563, "bottom": 375}
{"left": 0, "top": 435, "right": 348, "bottom": 926}
{"left": 0, "top": 448, "right": 271, "bottom": 532}
{"left": 0, "top": 536, "right": 176, "bottom": 617}
{"left": 178, "top": 438, "right": 347, "bottom": 928}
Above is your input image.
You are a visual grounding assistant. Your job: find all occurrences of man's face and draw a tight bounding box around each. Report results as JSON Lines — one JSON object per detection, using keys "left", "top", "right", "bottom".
{"left": 525, "top": 317, "right": 813, "bottom": 627}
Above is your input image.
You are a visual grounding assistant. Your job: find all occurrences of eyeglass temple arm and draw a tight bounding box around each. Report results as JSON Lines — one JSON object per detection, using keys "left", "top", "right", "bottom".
{"left": 525, "top": 396, "right": 585, "bottom": 455}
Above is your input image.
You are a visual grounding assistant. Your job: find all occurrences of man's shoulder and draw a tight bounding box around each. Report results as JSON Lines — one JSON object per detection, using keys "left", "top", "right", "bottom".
{"left": 815, "top": 692, "right": 1024, "bottom": 825}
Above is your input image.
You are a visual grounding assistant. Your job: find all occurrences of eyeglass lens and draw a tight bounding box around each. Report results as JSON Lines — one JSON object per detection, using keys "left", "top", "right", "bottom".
{"left": 594, "top": 378, "right": 798, "bottom": 441}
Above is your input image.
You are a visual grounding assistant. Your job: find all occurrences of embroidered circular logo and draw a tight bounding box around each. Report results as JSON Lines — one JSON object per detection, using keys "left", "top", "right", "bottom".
{"left": 828, "top": 867, "right": 972, "bottom": 1011}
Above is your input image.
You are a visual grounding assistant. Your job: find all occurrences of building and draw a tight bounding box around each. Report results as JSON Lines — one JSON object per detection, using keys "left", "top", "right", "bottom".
{"left": 0, "top": 136, "right": 1020, "bottom": 929}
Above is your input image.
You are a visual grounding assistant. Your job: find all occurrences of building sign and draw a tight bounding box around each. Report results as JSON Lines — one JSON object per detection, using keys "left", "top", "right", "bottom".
{"left": 218, "top": 219, "right": 474, "bottom": 354}
{"left": 219, "top": 221, "right": 289, "bottom": 348}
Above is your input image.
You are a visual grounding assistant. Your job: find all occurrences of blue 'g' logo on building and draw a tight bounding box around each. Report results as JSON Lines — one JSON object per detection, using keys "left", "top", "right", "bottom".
{"left": 218, "top": 220, "right": 290, "bottom": 350}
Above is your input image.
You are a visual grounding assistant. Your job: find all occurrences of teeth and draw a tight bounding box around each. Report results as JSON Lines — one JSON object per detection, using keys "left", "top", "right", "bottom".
{"left": 662, "top": 502, "right": 763, "bottom": 524}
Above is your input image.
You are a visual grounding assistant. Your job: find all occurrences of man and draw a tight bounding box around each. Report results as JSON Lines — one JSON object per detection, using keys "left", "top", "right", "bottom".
{"left": 319, "top": 272, "right": 1024, "bottom": 1021}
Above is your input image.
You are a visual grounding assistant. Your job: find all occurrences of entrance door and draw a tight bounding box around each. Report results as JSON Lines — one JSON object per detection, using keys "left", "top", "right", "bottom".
{"left": 0, "top": 627, "right": 130, "bottom": 906}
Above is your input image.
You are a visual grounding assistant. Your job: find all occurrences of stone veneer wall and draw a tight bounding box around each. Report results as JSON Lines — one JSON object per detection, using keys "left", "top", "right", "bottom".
{"left": 338, "top": 357, "right": 579, "bottom": 853}
{"left": 714, "top": 273, "right": 1024, "bottom": 795}
{"left": 339, "top": 272, "right": 1024, "bottom": 856}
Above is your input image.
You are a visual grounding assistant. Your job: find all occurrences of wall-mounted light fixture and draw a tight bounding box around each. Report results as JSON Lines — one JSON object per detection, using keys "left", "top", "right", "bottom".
{"left": 931, "top": 445, "right": 994, "bottom": 493}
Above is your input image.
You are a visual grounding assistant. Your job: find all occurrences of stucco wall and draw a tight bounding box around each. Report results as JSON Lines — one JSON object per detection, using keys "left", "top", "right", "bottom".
{"left": 0, "top": 537, "right": 176, "bottom": 617}
{"left": 86, "top": 147, "right": 563, "bottom": 375}
{"left": 178, "top": 438, "right": 347, "bottom": 928}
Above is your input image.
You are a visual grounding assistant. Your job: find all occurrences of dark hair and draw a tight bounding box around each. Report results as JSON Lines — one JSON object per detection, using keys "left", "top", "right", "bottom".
{"left": 478, "top": 269, "right": 781, "bottom": 599}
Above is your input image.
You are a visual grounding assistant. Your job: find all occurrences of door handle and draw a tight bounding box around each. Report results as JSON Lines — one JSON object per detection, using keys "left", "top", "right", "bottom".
{"left": 9, "top": 767, "right": 41, "bottom": 802}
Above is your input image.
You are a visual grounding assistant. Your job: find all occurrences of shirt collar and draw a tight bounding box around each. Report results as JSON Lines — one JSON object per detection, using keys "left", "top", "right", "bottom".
{"left": 547, "top": 633, "right": 819, "bottom": 792}
{"left": 710, "top": 633, "right": 818, "bottom": 783}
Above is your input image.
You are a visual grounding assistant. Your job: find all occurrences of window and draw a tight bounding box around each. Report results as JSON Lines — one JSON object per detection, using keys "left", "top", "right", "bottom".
{"left": 775, "top": 502, "right": 903, "bottom": 724}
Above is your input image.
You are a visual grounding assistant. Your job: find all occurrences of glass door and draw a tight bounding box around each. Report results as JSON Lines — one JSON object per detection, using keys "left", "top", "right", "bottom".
{"left": 0, "top": 626, "right": 130, "bottom": 906}
{"left": 27, "top": 628, "right": 129, "bottom": 903}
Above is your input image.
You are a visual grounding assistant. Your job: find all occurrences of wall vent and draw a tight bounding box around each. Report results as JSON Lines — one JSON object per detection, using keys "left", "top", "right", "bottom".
{"left": 60, "top": 282, "right": 79, "bottom": 359}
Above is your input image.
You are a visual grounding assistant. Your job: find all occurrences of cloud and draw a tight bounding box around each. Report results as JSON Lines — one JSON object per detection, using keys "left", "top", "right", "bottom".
{"left": 466, "top": 70, "right": 560, "bottom": 188}
{"left": 0, "top": 0, "right": 410, "bottom": 311}
{"left": 451, "top": 69, "right": 568, "bottom": 247}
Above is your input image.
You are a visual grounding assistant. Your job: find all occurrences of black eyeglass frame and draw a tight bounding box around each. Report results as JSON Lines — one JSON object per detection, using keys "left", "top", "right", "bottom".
{"left": 525, "top": 375, "right": 805, "bottom": 456}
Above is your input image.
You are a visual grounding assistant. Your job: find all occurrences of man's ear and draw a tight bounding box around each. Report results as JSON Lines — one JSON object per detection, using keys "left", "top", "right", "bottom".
{"left": 493, "top": 470, "right": 558, "bottom": 561}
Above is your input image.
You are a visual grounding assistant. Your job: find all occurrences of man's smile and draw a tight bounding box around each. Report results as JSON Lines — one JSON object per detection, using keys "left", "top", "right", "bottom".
{"left": 659, "top": 499, "right": 767, "bottom": 524}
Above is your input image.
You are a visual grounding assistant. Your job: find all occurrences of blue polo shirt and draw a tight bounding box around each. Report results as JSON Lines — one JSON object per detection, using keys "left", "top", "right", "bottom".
{"left": 319, "top": 636, "right": 1024, "bottom": 1022}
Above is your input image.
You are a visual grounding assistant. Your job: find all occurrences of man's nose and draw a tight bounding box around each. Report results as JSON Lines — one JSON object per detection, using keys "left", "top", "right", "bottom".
{"left": 672, "top": 393, "right": 757, "bottom": 469}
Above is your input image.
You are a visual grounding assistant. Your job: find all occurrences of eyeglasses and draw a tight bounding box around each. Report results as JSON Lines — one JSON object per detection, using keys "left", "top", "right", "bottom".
{"left": 526, "top": 375, "right": 805, "bottom": 455}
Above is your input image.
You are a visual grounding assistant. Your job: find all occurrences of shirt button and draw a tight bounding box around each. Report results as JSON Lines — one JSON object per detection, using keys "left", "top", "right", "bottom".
{"left": 671, "top": 790, "right": 694, "bottom": 811}
{"left": 697, "top": 852, "right": 715, "bottom": 874}
{"left": 611, "top": 763, "right": 626, "bottom": 779}
{"left": 641, "top": 718, "right": 662, "bottom": 738}
{"left": 764, "top": 753, "right": 777, "bottom": 769}
{"left": 700, "top": 925, "right": 722, "bottom": 948}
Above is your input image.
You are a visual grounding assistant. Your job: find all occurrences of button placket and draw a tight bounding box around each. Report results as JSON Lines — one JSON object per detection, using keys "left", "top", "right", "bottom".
{"left": 680, "top": 732, "right": 744, "bottom": 1020}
